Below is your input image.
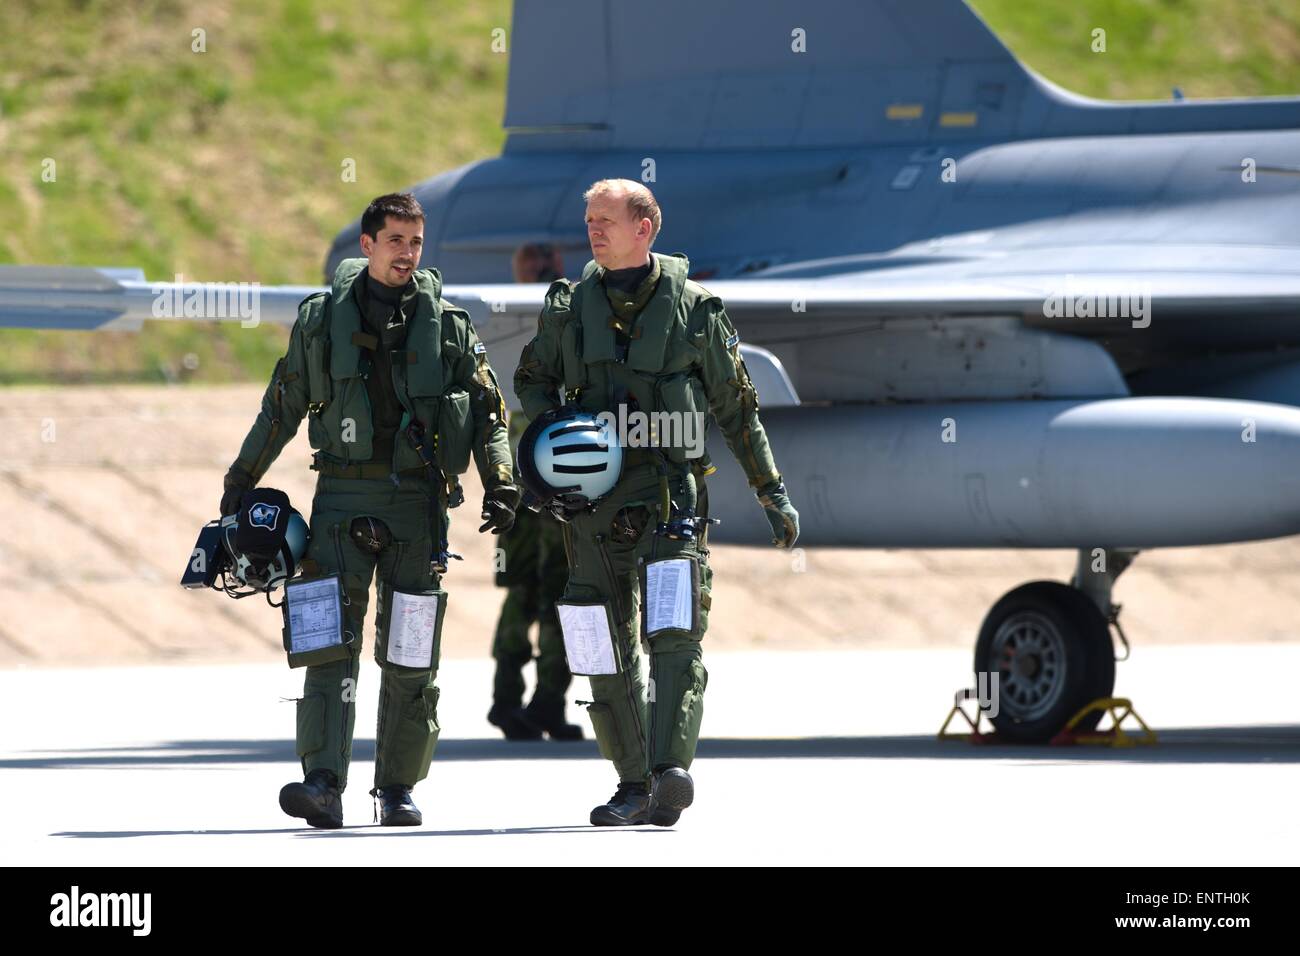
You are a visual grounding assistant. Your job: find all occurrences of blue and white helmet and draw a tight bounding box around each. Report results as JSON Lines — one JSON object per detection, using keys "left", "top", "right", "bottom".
{"left": 518, "top": 407, "right": 623, "bottom": 509}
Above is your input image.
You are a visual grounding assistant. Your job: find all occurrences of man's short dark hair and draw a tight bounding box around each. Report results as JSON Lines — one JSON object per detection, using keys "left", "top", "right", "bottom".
{"left": 361, "top": 193, "right": 425, "bottom": 240}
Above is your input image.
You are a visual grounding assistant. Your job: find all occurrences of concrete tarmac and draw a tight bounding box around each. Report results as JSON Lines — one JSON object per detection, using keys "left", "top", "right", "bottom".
{"left": 2, "top": 645, "right": 1298, "bottom": 866}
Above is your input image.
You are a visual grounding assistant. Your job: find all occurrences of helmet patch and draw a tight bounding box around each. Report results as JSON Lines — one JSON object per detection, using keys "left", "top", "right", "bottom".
{"left": 248, "top": 502, "right": 281, "bottom": 530}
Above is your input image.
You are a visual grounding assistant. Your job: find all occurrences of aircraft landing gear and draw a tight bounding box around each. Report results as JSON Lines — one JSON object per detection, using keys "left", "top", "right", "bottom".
{"left": 973, "top": 549, "right": 1135, "bottom": 743}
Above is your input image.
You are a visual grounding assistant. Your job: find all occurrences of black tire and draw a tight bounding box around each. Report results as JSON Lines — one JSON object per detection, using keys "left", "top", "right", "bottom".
{"left": 974, "top": 581, "right": 1116, "bottom": 743}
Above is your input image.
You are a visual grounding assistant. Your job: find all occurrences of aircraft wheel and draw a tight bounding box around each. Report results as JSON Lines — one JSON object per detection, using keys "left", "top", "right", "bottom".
{"left": 974, "top": 581, "right": 1116, "bottom": 743}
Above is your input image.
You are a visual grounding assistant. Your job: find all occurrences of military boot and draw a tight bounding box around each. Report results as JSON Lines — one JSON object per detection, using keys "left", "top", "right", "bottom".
{"left": 524, "top": 697, "right": 584, "bottom": 741}
{"left": 370, "top": 784, "right": 422, "bottom": 826}
{"left": 648, "top": 767, "right": 694, "bottom": 827}
{"left": 590, "top": 781, "right": 651, "bottom": 826}
{"left": 487, "top": 702, "right": 544, "bottom": 741}
{"left": 279, "top": 768, "right": 343, "bottom": 829}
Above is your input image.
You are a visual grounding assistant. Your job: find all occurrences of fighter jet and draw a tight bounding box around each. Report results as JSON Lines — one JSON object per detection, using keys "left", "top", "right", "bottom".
{"left": 3, "top": 0, "right": 1299, "bottom": 741}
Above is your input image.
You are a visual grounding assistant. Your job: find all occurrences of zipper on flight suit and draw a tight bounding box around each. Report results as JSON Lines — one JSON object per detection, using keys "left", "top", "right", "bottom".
{"left": 594, "top": 532, "right": 648, "bottom": 778}
{"left": 648, "top": 645, "right": 659, "bottom": 780}
{"left": 390, "top": 358, "right": 406, "bottom": 488}
{"left": 373, "top": 572, "right": 389, "bottom": 792}
{"left": 355, "top": 369, "right": 375, "bottom": 466}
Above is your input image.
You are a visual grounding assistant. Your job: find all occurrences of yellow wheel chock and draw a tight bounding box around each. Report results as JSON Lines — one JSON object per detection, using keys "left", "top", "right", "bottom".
{"left": 938, "top": 695, "right": 1157, "bottom": 746}
{"left": 1049, "top": 697, "right": 1157, "bottom": 747}
{"left": 938, "top": 696, "right": 996, "bottom": 744}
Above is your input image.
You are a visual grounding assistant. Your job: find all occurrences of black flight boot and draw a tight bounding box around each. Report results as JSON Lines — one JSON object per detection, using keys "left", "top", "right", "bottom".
{"left": 370, "top": 784, "right": 422, "bottom": 826}
{"left": 524, "top": 697, "right": 584, "bottom": 741}
{"left": 279, "top": 768, "right": 343, "bottom": 829}
{"left": 487, "top": 702, "right": 544, "bottom": 741}
{"left": 590, "top": 781, "right": 651, "bottom": 826}
{"left": 648, "top": 767, "right": 694, "bottom": 827}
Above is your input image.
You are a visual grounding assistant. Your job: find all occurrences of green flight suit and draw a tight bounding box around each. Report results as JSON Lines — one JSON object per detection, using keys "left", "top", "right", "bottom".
{"left": 514, "top": 252, "right": 783, "bottom": 784}
{"left": 492, "top": 414, "right": 571, "bottom": 710}
{"left": 231, "top": 257, "right": 514, "bottom": 792}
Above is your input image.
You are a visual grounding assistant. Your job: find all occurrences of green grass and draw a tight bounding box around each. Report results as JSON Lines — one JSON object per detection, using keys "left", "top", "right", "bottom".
{"left": 0, "top": 0, "right": 512, "bottom": 383}
{"left": 0, "top": 0, "right": 1296, "bottom": 384}
{"left": 969, "top": 0, "right": 1300, "bottom": 100}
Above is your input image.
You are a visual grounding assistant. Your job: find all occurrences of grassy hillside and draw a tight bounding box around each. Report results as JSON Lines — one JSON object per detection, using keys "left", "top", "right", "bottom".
{"left": 0, "top": 0, "right": 512, "bottom": 383}
{"left": 972, "top": 0, "right": 1300, "bottom": 99}
{"left": 1, "top": 0, "right": 1297, "bottom": 384}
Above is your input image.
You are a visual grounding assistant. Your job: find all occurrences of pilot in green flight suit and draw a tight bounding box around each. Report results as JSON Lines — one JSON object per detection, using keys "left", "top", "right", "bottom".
{"left": 514, "top": 179, "right": 800, "bottom": 826}
{"left": 221, "top": 194, "right": 518, "bottom": 828}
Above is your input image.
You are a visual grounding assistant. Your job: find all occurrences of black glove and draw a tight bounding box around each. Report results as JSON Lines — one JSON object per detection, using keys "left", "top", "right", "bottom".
{"left": 479, "top": 483, "right": 521, "bottom": 534}
{"left": 756, "top": 478, "right": 799, "bottom": 549}
{"left": 220, "top": 465, "right": 254, "bottom": 518}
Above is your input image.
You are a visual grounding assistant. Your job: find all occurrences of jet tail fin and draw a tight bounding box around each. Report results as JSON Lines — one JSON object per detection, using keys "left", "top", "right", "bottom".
{"left": 504, "top": 0, "right": 1300, "bottom": 152}
{"left": 505, "top": 0, "right": 1027, "bottom": 150}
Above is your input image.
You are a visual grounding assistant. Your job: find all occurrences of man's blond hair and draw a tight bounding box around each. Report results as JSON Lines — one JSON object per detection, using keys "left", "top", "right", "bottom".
{"left": 583, "top": 178, "right": 662, "bottom": 245}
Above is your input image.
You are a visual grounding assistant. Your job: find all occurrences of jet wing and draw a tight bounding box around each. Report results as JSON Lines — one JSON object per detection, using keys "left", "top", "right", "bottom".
{"left": 5, "top": 238, "right": 1298, "bottom": 333}
{"left": 0, "top": 266, "right": 322, "bottom": 332}
{"left": 426, "top": 242, "right": 1300, "bottom": 333}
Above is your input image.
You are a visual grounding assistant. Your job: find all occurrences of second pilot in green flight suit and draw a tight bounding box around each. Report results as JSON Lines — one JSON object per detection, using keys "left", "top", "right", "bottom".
{"left": 514, "top": 179, "right": 800, "bottom": 826}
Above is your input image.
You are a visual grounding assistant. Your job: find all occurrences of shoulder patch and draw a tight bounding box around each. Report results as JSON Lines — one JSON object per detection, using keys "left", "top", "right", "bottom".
{"left": 725, "top": 332, "right": 740, "bottom": 349}
{"left": 473, "top": 341, "right": 487, "bottom": 354}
